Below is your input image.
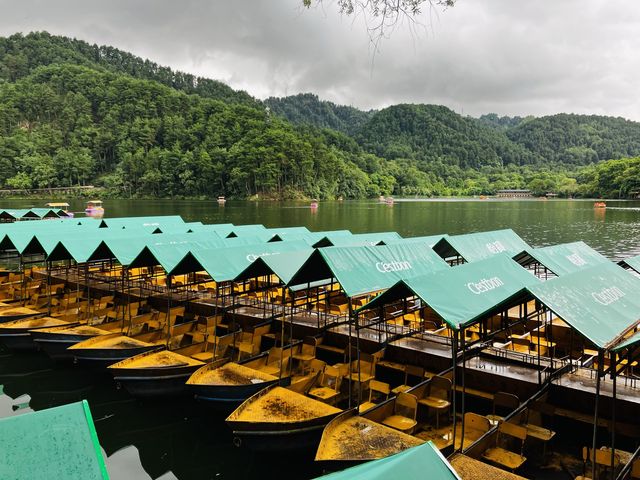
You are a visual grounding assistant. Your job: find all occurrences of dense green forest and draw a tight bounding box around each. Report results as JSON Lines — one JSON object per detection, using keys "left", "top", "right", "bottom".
{"left": 0, "top": 32, "right": 638, "bottom": 199}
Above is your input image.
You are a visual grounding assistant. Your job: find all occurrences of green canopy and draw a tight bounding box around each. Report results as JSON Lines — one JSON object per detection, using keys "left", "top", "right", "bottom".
{"left": 513, "top": 241, "right": 611, "bottom": 276}
{"left": 191, "top": 240, "right": 310, "bottom": 282}
{"left": 288, "top": 243, "right": 449, "bottom": 298}
{"left": 26, "top": 208, "right": 60, "bottom": 219}
{"left": 324, "top": 232, "right": 403, "bottom": 247}
{"left": 269, "top": 230, "right": 351, "bottom": 245}
{"left": 234, "top": 248, "right": 316, "bottom": 284}
{"left": 618, "top": 255, "right": 640, "bottom": 275}
{"left": 187, "top": 223, "right": 235, "bottom": 237}
{"left": 360, "top": 254, "right": 539, "bottom": 330}
{"left": 0, "top": 400, "right": 109, "bottom": 479}
{"left": 314, "top": 442, "right": 459, "bottom": 480}
{"left": 433, "top": 229, "right": 530, "bottom": 263}
{"left": 98, "top": 215, "right": 185, "bottom": 229}
{"left": 527, "top": 262, "right": 640, "bottom": 350}
{"left": 227, "top": 224, "right": 267, "bottom": 237}
{"left": 385, "top": 234, "right": 448, "bottom": 249}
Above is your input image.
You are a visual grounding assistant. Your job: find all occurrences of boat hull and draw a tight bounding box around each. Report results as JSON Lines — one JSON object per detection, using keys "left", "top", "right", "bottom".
{"left": 111, "top": 364, "right": 203, "bottom": 397}
{"left": 72, "top": 345, "right": 164, "bottom": 369}
{"left": 31, "top": 331, "right": 98, "bottom": 360}
{"left": 0, "top": 311, "right": 42, "bottom": 324}
{"left": 190, "top": 378, "right": 284, "bottom": 406}
{"left": 227, "top": 415, "right": 340, "bottom": 452}
{"left": 0, "top": 331, "right": 38, "bottom": 351}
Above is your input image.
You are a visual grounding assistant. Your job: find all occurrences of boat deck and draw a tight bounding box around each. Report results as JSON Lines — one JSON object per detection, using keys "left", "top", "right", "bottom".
{"left": 110, "top": 350, "right": 204, "bottom": 369}
{"left": 227, "top": 386, "right": 341, "bottom": 423}
{"left": 193, "top": 363, "right": 277, "bottom": 386}
{"left": 316, "top": 415, "right": 423, "bottom": 461}
{"left": 450, "top": 454, "right": 527, "bottom": 480}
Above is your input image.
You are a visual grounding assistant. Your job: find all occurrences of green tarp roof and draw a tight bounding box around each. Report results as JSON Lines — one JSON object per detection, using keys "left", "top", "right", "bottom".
{"left": 234, "top": 248, "right": 316, "bottom": 284}
{"left": 360, "top": 254, "right": 539, "bottom": 330}
{"left": 98, "top": 215, "right": 185, "bottom": 228}
{"left": 269, "top": 230, "right": 352, "bottom": 245}
{"left": 184, "top": 223, "right": 235, "bottom": 237}
{"left": 288, "top": 243, "right": 449, "bottom": 298}
{"left": 190, "top": 240, "right": 310, "bottom": 282}
{"left": 324, "top": 232, "right": 403, "bottom": 247}
{"left": 527, "top": 262, "right": 640, "bottom": 350}
{"left": 0, "top": 400, "right": 109, "bottom": 479}
{"left": 433, "top": 229, "right": 530, "bottom": 263}
{"left": 514, "top": 241, "right": 611, "bottom": 277}
{"left": 385, "top": 234, "right": 448, "bottom": 249}
{"left": 618, "top": 255, "right": 640, "bottom": 274}
{"left": 314, "top": 442, "right": 459, "bottom": 480}
{"left": 227, "top": 224, "right": 267, "bottom": 237}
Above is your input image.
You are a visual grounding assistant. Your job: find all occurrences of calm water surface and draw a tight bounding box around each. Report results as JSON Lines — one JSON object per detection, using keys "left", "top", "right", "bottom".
{"left": 1, "top": 197, "right": 640, "bottom": 479}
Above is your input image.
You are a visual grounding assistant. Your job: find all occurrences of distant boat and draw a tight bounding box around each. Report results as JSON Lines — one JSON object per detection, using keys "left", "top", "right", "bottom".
{"left": 85, "top": 200, "right": 104, "bottom": 217}
{"left": 310, "top": 199, "right": 319, "bottom": 209}
{"left": 45, "top": 202, "right": 74, "bottom": 218}
{"left": 594, "top": 201, "right": 607, "bottom": 209}
{"left": 385, "top": 196, "right": 394, "bottom": 205}
{"left": 217, "top": 196, "right": 226, "bottom": 205}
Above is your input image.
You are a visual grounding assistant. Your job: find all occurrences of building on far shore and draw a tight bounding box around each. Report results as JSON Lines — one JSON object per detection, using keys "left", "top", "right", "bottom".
{"left": 496, "top": 189, "right": 532, "bottom": 198}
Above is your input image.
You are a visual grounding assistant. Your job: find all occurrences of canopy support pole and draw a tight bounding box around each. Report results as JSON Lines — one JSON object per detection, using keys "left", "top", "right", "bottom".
{"left": 592, "top": 349, "right": 603, "bottom": 480}
{"left": 347, "top": 297, "right": 353, "bottom": 409}
{"left": 451, "top": 332, "right": 458, "bottom": 452}
{"left": 166, "top": 275, "right": 172, "bottom": 349}
{"left": 610, "top": 351, "right": 617, "bottom": 480}
{"left": 461, "top": 328, "right": 467, "bottom": 451}
{"left": 356, "top": 309, "right": 362, "bottom": 407}
{"left": 46, "top": 259, "right": 52, "bottom": 316}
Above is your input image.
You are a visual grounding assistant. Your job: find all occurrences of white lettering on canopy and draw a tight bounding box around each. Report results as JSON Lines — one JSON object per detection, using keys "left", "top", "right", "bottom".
{"left": 246, "top": 252, "right": 281, "bottom": 262}
{"left": 375, "top": 260, "right": 412, "bottom": 273}
{"left": 486, "top": 241, "right": 506, "bottom": 254}
{"left": 566, "top": 253, "right": 587, "bottom": 267}
{"left": 592, "top": 286, "right": 625, "bottom": 306}
{"left": 467, "top": 277, "right": 505, "bottom": 294}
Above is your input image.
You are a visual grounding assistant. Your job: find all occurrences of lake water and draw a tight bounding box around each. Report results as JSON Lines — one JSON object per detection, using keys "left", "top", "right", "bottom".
{"left": 1, "top": 197, "right": 640, "bottom": 479}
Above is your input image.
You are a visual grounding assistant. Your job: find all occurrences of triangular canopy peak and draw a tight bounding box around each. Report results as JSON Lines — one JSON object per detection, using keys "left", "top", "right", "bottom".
{"left": 433, "top": 229, "right": 530, "bottom": 264}
{"left": 288, "top": 243, "right": 449, "bottom": 299}
{"left": 513, "top": 241, "right": 610, "bottom": 277}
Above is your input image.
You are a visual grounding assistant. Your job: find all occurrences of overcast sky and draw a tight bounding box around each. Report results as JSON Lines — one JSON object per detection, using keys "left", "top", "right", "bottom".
{"left": 1, "top": 0, "right": 639, "bottom": 120}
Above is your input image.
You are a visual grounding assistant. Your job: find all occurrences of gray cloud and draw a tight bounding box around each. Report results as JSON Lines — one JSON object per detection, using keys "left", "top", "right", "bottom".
{"left": 1, "top": 0, "right": 639, "bottom": 119}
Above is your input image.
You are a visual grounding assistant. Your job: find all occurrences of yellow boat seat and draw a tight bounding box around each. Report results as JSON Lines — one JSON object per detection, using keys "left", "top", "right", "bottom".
{"left": 381, "top": 392, "right": 418, "bottom": 434}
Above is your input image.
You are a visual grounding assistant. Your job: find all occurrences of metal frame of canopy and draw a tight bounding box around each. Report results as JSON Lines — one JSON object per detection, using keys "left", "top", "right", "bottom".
{"left": 286, "top": 242, "right": 450, "bottom": 409}
{"left": 357, "top": 254, "right": 546, "bottom": 455}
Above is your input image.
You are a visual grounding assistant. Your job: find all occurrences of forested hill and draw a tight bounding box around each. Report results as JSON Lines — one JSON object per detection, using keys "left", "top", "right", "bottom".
{"left": 264, "top": 93, "right": 374, "bottom": 136}
{"left": 0, "top": 31, "right": 256, "bottom": 106}
{"left": 1, "top": 32, "right": 640, "bottom": 199}
{"left": 268, "top": 94, "right": 640, "bottom": 168}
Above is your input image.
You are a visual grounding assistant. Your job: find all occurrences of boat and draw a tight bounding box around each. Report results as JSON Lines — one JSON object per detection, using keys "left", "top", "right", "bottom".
{"left": 385, "top": 196, "right": 394, "bottom": 205}
{"left": 31, "top": 304, "right": 155, "bottom": 360}
{"left": 85, "top": 200, "right": 105, "bottom": 217}
{"left": 310, "top": 200, "right": 319, "bottom": 209}
{"left": 0, "top": 305, "right": 43, "bottom": 323}
{"left": 0, "top": 316, "right": 78, "bottom": 350}
{"left": 45, "top": 202, "right": 74, "bottom": 218}
{"left": 217, "top": 196, "right": 226, "bottom": 205}
{"left": 107, "top": 329, "right": 240, "bottom": 397}
{"left": 186, "top": 345, "right": 297, "bottom": 406}
{"left": 226, "top": 383, "right": 342, "bottom": 451}
{"left": 315, "top": 409, "right": 424, "bottom": 464}
{"left": 594, "top": 201, "right": 607, "bottom": 208}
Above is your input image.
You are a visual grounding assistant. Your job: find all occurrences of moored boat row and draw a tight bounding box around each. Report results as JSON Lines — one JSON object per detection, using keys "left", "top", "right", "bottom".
{"left": 2, "top": 215, "right": 640, "bottom": 478}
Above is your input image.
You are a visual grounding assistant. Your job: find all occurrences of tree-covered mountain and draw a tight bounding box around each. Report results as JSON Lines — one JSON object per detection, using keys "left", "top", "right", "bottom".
{"left": 0, "top": 31, "right": 639, "bottom": 199}
{"left": 0, "top": 31, "right": 257, "bottom": 106}
{"left": 506, "top": 114, "right": 640, "bottom": 165}
{"left": 265, "top": 93, "right": 374, "bottom": 136}
{"left": 356, "top": 104, "right": 539, "bottom": 168}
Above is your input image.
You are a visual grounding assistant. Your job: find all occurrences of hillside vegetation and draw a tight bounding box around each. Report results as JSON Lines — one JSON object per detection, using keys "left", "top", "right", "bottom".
{"left": 0, "top": 32, "right": 639, "bottom": 199}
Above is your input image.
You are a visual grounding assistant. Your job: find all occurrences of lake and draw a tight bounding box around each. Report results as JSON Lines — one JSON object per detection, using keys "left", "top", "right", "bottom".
{"left": 1, "top": 197, "right": 639, "bottom": 479}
